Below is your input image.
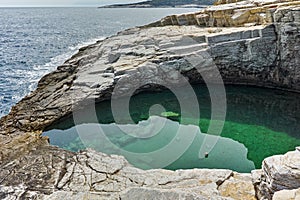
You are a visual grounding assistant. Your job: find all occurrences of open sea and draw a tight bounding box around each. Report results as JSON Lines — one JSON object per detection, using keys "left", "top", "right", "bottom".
{"left": 0, "top": 7, "right": 197, "bottom": 118}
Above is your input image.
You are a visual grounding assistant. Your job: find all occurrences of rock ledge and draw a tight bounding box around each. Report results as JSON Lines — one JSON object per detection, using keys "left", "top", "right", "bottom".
{"left": 0, "top": 0, "right": 299, "bottom": 199}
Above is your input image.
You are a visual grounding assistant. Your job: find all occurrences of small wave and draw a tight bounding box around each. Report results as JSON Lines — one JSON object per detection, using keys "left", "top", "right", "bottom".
{"left": 68, "top": 37, "right": 105, "bottom": 51}
{"left": 0, "top": 37, "right": 106, "bottom": 118}
{"left": 30, "top": 36, "right": 106, "bottom": 92}
{"left": 34, "top": 36, "right": 106, "bottom": 71}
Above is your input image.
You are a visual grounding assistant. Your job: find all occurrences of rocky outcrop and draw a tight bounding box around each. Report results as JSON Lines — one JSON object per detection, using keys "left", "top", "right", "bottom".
{"left": 0, "top": 147, "right": 298, "bottom": 199}
{"left": 1, "top": 2, "right": 299, "bottom": 137}
{"left": 0, "top": 0, "right": 299, "bottom": 199}
{"left": 0, "top": 147, "right": 255, "bottom": 199}
{"left": 273, "top": 188, "right": 300, "bottom": 200}
{"left": 148, "top": 0, "right": 300, "bottom": 27}
{"left": 275, "top": 6, "right": 300, "bottom": 89}
{"left": 253, "top": 147, "right": 300, "bottom": 199}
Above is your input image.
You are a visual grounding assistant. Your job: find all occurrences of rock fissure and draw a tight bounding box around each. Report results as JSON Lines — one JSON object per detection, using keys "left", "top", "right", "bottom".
{"left": 216, "top": 171, "right": 235, "bottom": 189}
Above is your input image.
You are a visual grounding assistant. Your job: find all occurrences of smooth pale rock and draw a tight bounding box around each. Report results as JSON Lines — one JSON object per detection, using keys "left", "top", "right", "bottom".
{"left": 0, "top": 185, "right": 39, "bottom": 200}
{"left": 273, "top": 188, "right": 300, "bottom": 200}
{"left": 264, "top": 150, "right": 300, "bottom": 190}
{"left": 254, "top": 148, "right": 300, "bottom": 199}
{"left": 219, "top": 173, "right": 256, "bottom": 200}
{"left": 42, "top": 191, "right": 110, "bottom": 200}
{"left": 119, "top": 187, "right": 227, "bottom": 200}
{"left": 86, "top": 150, "right": 127, "bottom": 174}
{"left": 0, "top": 148, "right": 252, "bottom": 200}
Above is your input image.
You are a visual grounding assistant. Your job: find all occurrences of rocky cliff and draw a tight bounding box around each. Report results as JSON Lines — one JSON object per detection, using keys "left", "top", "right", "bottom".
{"left": 0, "top": 0, "right": 299, "bottom": 199}
{"left": 148, "top": 0, "right": 300, "bottom": 27}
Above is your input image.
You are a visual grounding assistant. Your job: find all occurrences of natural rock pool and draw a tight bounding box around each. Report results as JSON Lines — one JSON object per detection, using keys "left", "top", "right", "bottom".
{"left": 43, "top": 85, "right": 300, "bottom": 173}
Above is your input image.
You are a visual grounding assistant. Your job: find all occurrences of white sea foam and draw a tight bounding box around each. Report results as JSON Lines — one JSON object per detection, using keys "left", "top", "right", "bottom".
{"left": 0, "top": 37, "right": 105, "bottom": 118}
{"left": 0, "top": 7, "right": 196, "bottom": 118}
{"left": 29, "top": 37, "right": 105, "bottom": 93}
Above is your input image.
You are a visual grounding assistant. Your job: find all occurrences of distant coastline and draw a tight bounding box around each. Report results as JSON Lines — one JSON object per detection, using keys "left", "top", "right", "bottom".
{"left": 99, "top": 0, "right": 212, "bottom": 8}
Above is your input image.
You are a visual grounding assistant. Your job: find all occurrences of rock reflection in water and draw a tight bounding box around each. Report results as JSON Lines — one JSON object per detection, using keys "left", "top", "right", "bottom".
{"left": 44, "top": 85, "right": 300, "bottom": 171}
{"left": 44, "top": 116, "right": 255, "bottom": 172}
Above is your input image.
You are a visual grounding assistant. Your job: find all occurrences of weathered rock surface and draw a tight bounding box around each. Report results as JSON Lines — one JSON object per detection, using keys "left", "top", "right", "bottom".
{"left": 254, "top": 147, "right": 300, "bottom": 199}
{"left": 0, "top": 147, "right": 254, "bottom": 199}
{"left": 273, "top": 188, "right": 300, "bottom": 200}
{"left": 148, "top": 0, "right": 300, "bottom": 27}
{"left": 0, "top": 0, "right": 299, "bottom": 199}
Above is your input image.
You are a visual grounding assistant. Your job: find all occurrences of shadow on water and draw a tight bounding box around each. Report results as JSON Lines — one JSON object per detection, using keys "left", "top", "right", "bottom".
{"left": 44, "top": 84, "right": 300, "bottom": 172}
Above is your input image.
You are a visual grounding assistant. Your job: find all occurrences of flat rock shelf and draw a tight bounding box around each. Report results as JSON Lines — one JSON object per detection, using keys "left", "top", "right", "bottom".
{"left": 1, "top": 0, "right": 300, "bottom": 199}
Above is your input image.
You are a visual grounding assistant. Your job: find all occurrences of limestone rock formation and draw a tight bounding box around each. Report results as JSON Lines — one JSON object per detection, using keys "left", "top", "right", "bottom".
{"left": 0, "top": 148, "right": 254, "bottom": 199}
{"left": 0, "top": 0, "right": 299, "bottom": 199}
{"left": 273, "top": 188, "right": 300, "bottom": 200}
{"left": 254, "top": 147, "right": 300, "bottom": 199}
{"left": 147, "top": 0, "right": 300, "bottom": 27}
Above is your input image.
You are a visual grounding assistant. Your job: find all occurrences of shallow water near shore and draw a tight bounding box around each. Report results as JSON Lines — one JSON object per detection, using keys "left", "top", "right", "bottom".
{"left": 44, "top": 85, "right": 300, "bottom": 172}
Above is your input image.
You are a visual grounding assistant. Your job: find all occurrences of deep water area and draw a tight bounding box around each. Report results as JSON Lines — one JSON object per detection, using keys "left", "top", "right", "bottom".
{"left": 44, "top": 85, "right": 300, "bottom": 172}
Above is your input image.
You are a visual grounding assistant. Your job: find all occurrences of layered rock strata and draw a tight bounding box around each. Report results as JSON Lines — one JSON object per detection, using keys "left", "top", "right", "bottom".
{"left": 253, "top": 147, "right": 300, "bottom": 199}
{"left": 148, "top": 0, "right": 300, "bottom": 27}
{"left": 0, "top": 1, "right": 299, "bottom": 199}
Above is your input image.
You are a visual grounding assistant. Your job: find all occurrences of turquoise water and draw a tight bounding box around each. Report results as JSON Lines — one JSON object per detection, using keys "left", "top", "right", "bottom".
{"left": 44, "top": 85, "right": 300, "bottom": 172}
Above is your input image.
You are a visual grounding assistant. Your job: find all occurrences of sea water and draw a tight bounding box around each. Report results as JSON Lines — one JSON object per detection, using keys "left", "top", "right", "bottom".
{"left": 0, "top": 7, "right": 197, "bottom": 117}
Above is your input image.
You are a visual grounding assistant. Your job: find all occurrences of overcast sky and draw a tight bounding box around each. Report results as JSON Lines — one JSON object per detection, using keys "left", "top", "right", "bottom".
{"left": 0, "top": 0, "right": 143, "bottom": 7}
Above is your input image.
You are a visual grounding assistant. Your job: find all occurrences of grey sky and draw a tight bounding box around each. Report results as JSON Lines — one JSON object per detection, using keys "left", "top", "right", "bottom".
{"left": 0, "top": 0, "right": 142, "bottom": 7}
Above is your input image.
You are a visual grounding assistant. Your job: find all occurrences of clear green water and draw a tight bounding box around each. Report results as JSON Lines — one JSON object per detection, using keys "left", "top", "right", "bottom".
{"left": 43, "top": 85, "right": 300, "bottom": 172}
